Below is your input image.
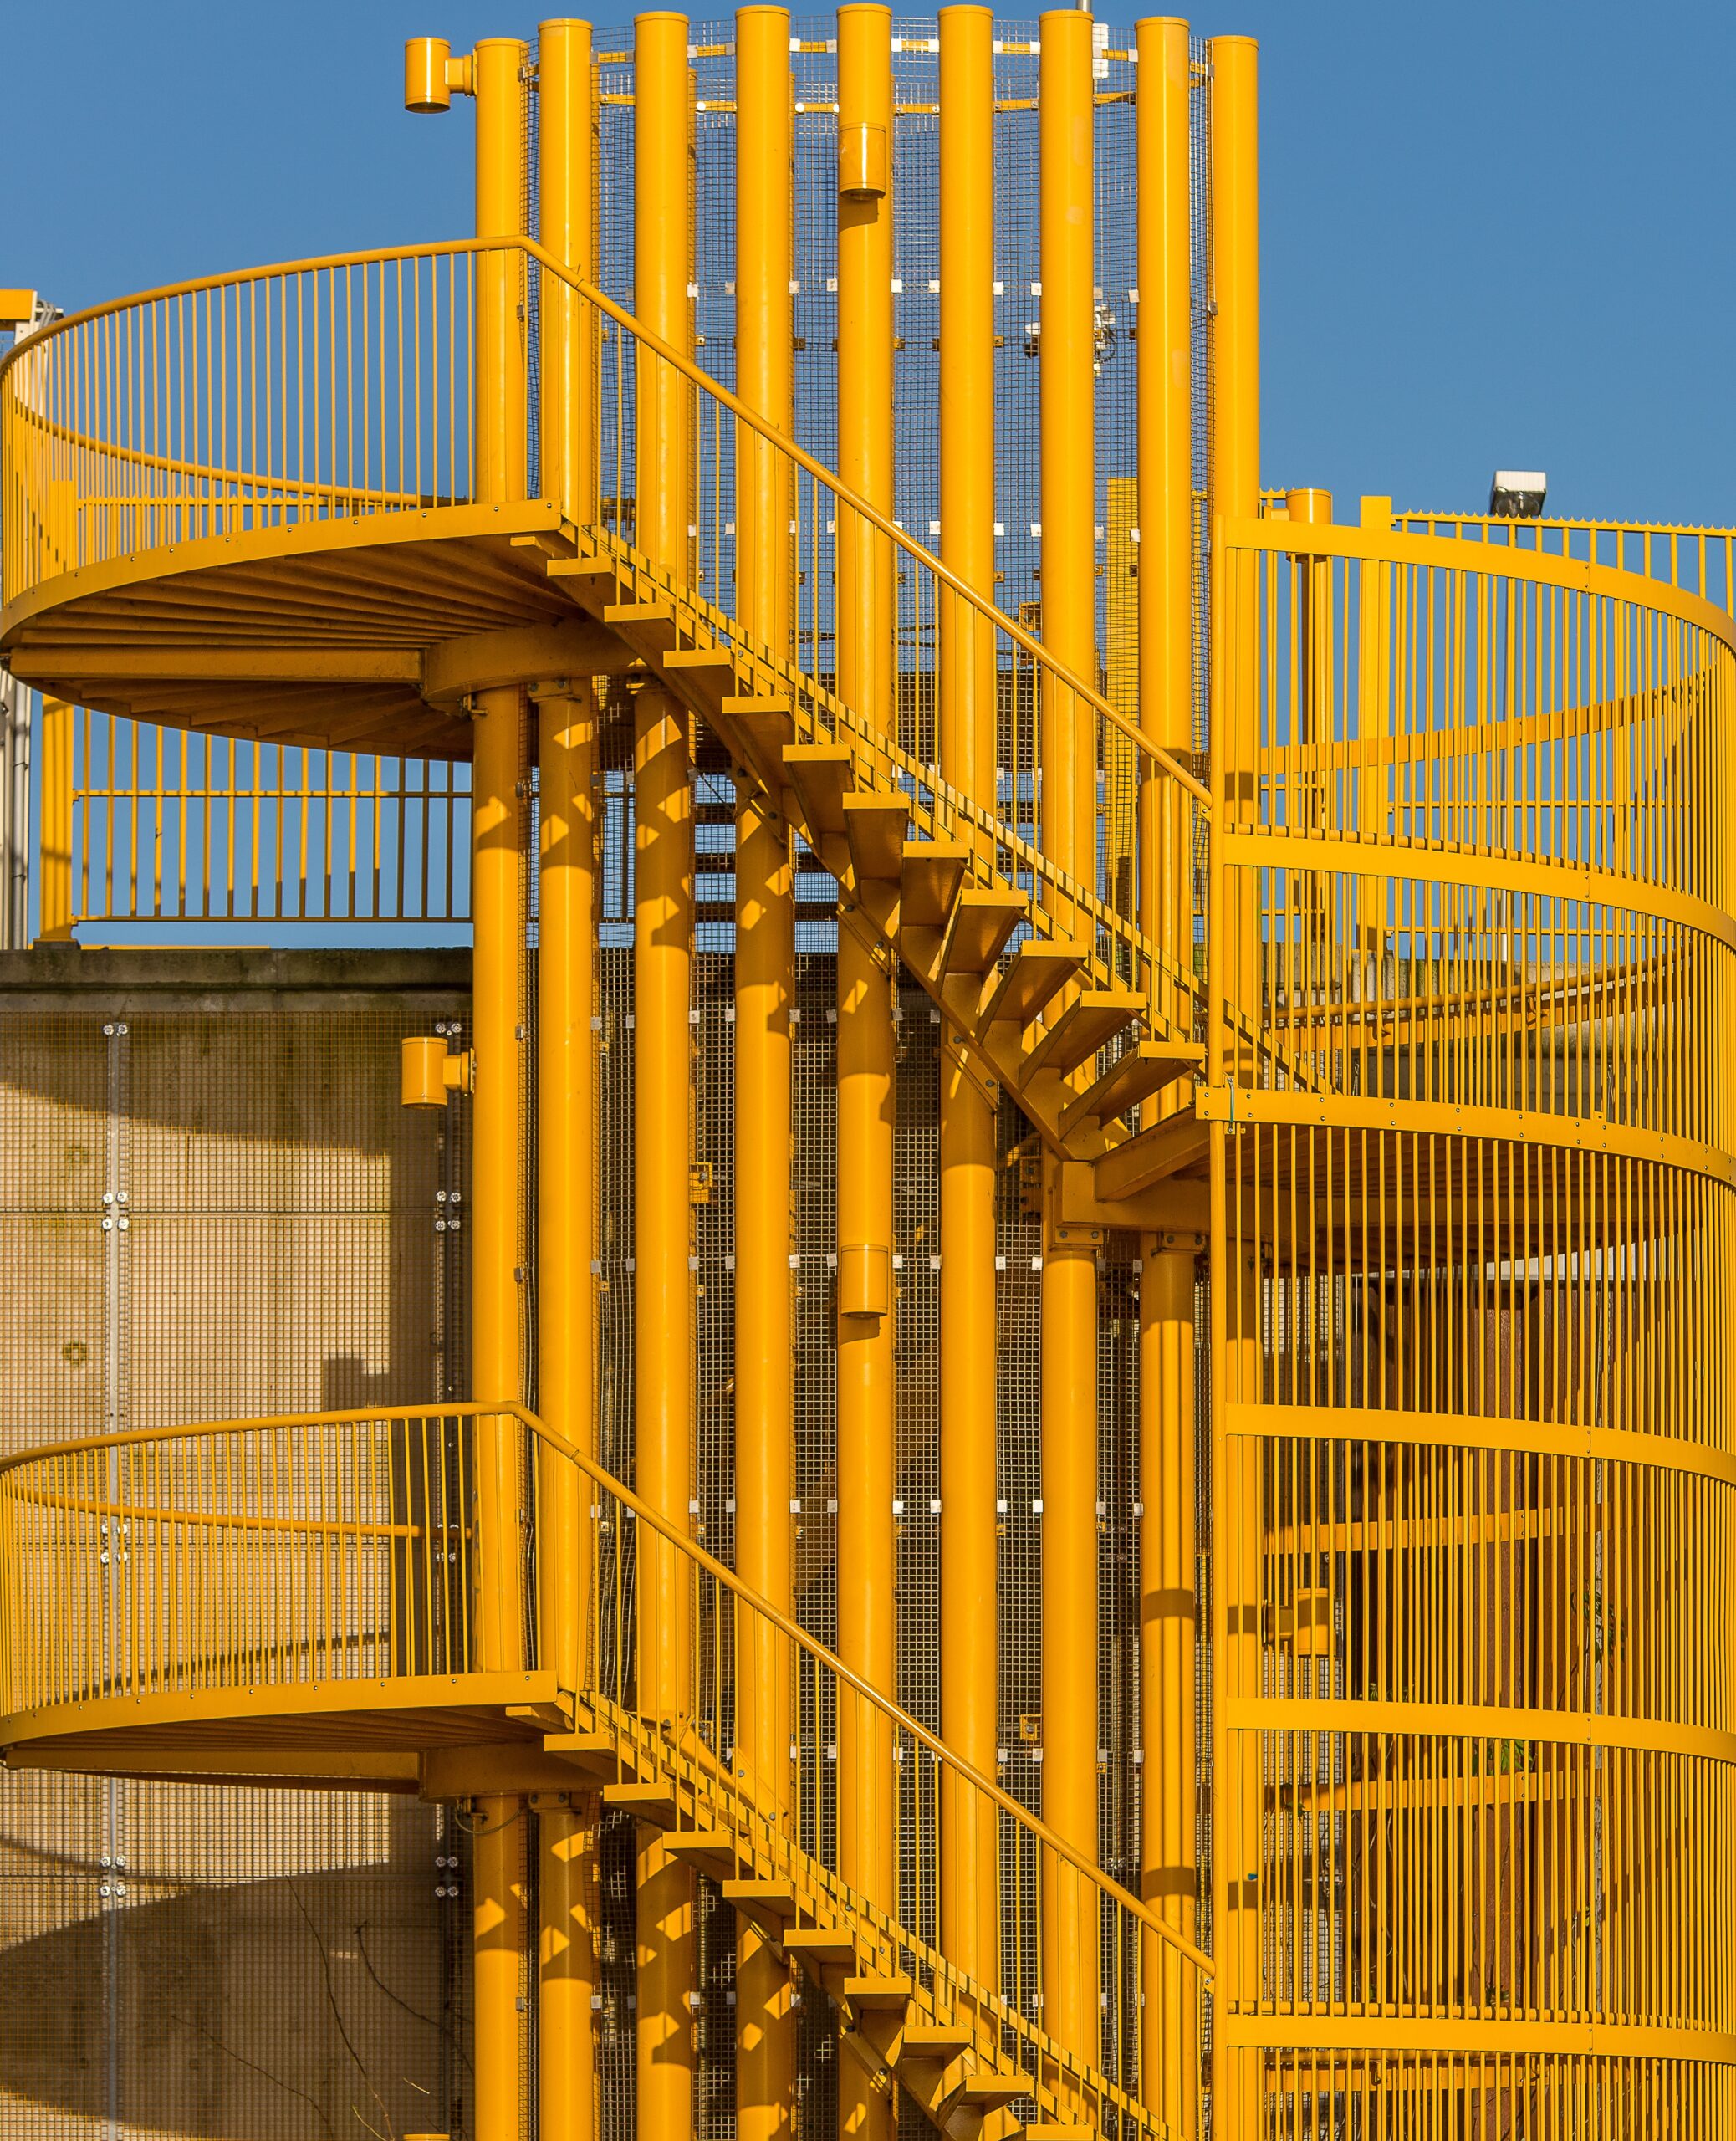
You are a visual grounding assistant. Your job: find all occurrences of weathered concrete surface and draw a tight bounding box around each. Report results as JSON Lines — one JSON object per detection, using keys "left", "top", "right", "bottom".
{"left": 0, "top": 947, "right": 472, "bottom": 2141}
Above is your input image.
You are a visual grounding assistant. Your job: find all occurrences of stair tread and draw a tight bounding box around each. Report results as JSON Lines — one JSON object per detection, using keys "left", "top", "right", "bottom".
{"left": 779, "top": 1929, "right": 859, "bottom": 1960}
{"left": 983, "top": 938, "right": 1091, "bottom": 1031}
{"left": 842, "top": 791, "right": 912, "bottom": 881}
{"left": 942, "top": 888, "right": 1027, "bottom": 978}
{"left": 899, "top": 2023, "right": 976, "bottom": 2058}
{"left": 661, "top": 1827, "right": 742, "bottom": 1870}
{"left": 603, "top": 600, "right": 672, "bottom": 626}
{"left": 1058, "top": 1037, "right": 1203, "bottom": 1135}
{"left": 840, "top": 1974, "right": 915, "bottom": 2011}
{"left": 1021, "top": 986, "right": 1142, "bottom": 1080}
{"left": 899, "top": 839, "right": 970, "bottom": 931}
{"left": 722, "top": 1878, "right": 799, "bottom": 1923}
{"left": 600, "top": 1780, "right": 677, "bottom": 1821}
{"left": 782, "top": 743, "right": 855, "bottom": 838}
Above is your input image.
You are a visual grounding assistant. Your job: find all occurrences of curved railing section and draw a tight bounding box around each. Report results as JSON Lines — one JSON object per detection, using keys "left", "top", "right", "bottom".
{"left": 0, "top": 239, "right": 1209, "bottom": 1050}
{"left": 1208, "top": 519, "right": 1736, "bottom": 2124}
{"left": 0, "top": 1400, "right": 1211, "bottom": 2131}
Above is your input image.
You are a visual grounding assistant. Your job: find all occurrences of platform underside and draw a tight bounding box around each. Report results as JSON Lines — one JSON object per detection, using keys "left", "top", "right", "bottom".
{"left": 0, "top": 503, "right": 619, "bottom": 758}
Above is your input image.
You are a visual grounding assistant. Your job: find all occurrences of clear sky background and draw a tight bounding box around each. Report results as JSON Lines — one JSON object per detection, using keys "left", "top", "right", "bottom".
{"left": 4, "top": 0, "right": 1733, "bottom": 526}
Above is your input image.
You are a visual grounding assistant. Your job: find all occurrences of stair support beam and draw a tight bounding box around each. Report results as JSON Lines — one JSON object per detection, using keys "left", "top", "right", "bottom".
{"left": 937, "top": 0, "right": 1001, "bottom": 2000}
{"left": 734, "top": 10, "right": 799, "bottom": 2137}
{"left": 472, "top": 51, "right": 534, "bottom": 2131}
{"left": 835, "top": 14, "right": 899, "bottom": 2138}
{"left": 633, "top": 19, "right": 699, "bottom": 2132}
{"left": 1140, "top": 1238, "right": 1200, "bottom": 2132}
{"left": 538, "top": 1796, "right": 600, "bottom": 2141}
{"left": 1037, "top": 5, "right": 1102, "bottom": 2079}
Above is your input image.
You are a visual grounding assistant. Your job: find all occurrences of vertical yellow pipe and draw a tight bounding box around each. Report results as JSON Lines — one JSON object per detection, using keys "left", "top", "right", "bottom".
{"left": 632, "top": 21, "right": 696, "bottom": 2138}
{"left": 474, "top": 1796, "right": 529, "bottom": 2141}
{"left": 835, "top": 13, "right": 896, "bottom": 2137}
{"left": 1037, "top": 3, "right": 1100, "bottom": 2077}
{"left": 539, "top": 18, "right": 598, "bottom": 526}
{"left": 1135, "top": 22, "right": 1195, "bottom": 2119}
{"left": 1208, "top": 47, "right": 1259, "bottom": 2122}
{"left": 1138, "top": 1241, "right": 1197, "bottom": 2129}
{"left": 475, "top": 39, "right": 531, "bottom": 508}
{"left": 538, "top": 1797, "right": 598, "bottom": 2141}
{"left": 733, "top": 9, "right": 797, "bottom": 2136}
{"left": 935, "top": 0, "right": 999, "bottom": 1995}
{"left": 37, "top": 695, "right": 71, "bottom": 940}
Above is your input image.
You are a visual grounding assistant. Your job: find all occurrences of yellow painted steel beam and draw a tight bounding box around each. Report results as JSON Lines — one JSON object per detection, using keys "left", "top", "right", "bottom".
{"left": 538, "top": 1797, "right": 599, "bottom": 2141}
{"left": 474, "top": 1794, "right": 530, "bottom": 2141}
{"left": 469, "top": 43, "right": 533, "bottom": 2141}
{"left": 1139, "top": 1240, "right": 1197, "bottom": 2129}
{"left": 835, "top": 14, "right": 897, "bottom": 2140}
{"left": 733, "top": 10, "right": 798, "bottom": 2136}
{"left": 631, "top": 31, "right": 698, "bottom": 2124}
{"left": 1036, "top": 4, "right": 1100, "bottom": 2077}
{"left": 935, "top": 0, "right": 999, "bottom": 1999}
{"left": 539, "top": 18, "right": 597, "bottom": 528}
{"left": 1135, "top": 40, "right": 1194, "bottom": 2108}
{"left": 36, "top": 694, "right": 70, "bottom": 941}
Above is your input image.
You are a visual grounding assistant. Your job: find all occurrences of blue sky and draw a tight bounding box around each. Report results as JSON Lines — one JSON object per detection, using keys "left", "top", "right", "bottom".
{"left": 6, "top": 0, "right": 1733, "bottom": 525}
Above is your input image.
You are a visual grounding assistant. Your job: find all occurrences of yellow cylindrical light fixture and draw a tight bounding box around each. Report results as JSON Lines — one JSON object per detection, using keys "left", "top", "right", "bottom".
{"left": 1036, "top": 3, "right": 1101, "bottom": 2075}
{"left": 539, "top": 19, "right": 598, "bottom": 524}
{"left": 539, "top": 1797, "right": 598, "bottom": 2141}
{"left": 473, "top": 1796, "right": 529, "bottom": 2141}
{"left": 733, "top": 13, "right": 798, "bottom": 2135}
{"left": 935, "top": 0, "right": 1000, "bottom": 1997}
{"left": 405, "top": 35, "right": 452, "bottom": 112}
{"left": 473, "top": 38, "right": 531, "bottom": 507}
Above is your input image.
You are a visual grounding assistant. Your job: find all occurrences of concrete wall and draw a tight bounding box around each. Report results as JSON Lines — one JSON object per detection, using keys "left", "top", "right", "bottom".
{"left": 0, "top": 948, "right": 472, "bottom": 2141}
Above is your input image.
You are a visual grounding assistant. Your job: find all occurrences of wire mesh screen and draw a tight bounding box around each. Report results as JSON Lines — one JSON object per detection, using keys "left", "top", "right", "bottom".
{"left": 0, "top": 968, "right": 470, "bottom": 2141}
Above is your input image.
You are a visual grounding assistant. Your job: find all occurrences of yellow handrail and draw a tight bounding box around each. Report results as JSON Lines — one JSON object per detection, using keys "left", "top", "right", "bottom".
{"left": 0, "top": 1398, "right": 1214, "bottom": 1982}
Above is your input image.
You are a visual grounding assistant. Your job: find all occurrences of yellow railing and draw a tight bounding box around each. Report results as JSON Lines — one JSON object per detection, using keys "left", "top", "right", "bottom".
{"left": 0, "top": 1400, "right": 1211, "bottom": 2126}
{"left": 1207, "top": 517, "right": 1736, "bottom": 2114}
{"left": 0, "top": 239, "right": 1208, "bottom": 1032}
{"left": 1400, "top": 507, "right": 1736, "bottom": 616}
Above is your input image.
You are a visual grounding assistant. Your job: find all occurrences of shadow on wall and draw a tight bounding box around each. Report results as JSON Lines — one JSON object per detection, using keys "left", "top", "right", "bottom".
{"left": 0, "top": 1852, "right": 462, "bottom": 2139}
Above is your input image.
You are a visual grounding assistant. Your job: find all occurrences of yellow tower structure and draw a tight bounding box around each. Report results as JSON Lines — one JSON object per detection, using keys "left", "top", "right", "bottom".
{"left": 0, "top": 15, "right": 1730, "bottom": 2141}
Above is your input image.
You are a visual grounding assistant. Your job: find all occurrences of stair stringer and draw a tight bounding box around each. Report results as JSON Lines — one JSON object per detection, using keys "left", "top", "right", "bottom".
{"left": 544, "top": 529, "right": 1212, "bottom": 1188}
{"left": 554, "top": 1687, "right": 1166, "bottom": 2141}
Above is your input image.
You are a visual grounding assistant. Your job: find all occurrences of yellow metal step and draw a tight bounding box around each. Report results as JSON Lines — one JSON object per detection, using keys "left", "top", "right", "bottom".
{"left": 983, "top": 938, "right": 1090, "bottom": 1030}
{"left": 842, "top": 791, "right": 912, "bottom": 882}
{"left": 899, "top": 839, "right": 969, "bottom": 931}
{"left": 941, "top": 887, "right": 1025, "bottom": 977}
{"left": 600, "top": 1779, "right": 678, "bottom": 1822}
{"left": 1020, "top": 987, "right": 1141, "bottom": 1081}
{"left": 1057, "top": 1037, "right": 1202, "bottom": 1134}
{"left": 782, "top": 742, "right": 855, "bottom": 838}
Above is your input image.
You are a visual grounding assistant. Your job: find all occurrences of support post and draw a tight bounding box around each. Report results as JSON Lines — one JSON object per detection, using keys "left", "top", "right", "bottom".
{"left": 1135, "top": 32, "right": 1197, "bottom": 2113}
{"left": 733, "top": 10, "right": 798, "bottom": 2137}
{"left": 538, "top": 1797, "right": 598, "bottom": 2141}
{"left": 936, "top": 0, "right": 999, "bottom": 1995}
{"left": 631, "top": 24, "right": 697, "bottom": 2133}
{"left": 1208, "top": 42, "right": 1259, "bottom": 2130}
{"left": 36, "top": 694, "right": 70, "bottom": 941}
{"left": 469, "top": 45, "right": 533, "bottom": 2141}
{"left": 1138, "top": 1239, "right": 1198, "bottom": 2129}
{"left": 473, "top": 1796, "right": 530, "bottom": 2141}
{"left": 1037, "top": 3, "right": 1100, "bottom": 2077}
{"left": 835, "top": 11, "right": 897, "bottom": 2135}
{"left": 539, "top": 18, "right": 597, "bottom": 526}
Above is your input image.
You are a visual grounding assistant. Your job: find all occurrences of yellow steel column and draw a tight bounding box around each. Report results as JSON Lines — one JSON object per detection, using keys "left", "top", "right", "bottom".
{"left": 935, "top": 0, "right": 999, "bottom": 1995}
{"left": 538, "top": 1796, "right": 598, "bottom": 2141}
{"left": 1037, "top": 4, "right": 1100, "bottom": 2075}
{"left": 539, "top": 18, "right": 597, "bottom": 528}
{"left": 1139, "top": 1241, "right": 1197, "bottom": 2128}
{"left": 733, "top": 9, "right": 797, "bottom": 2138}
{"left": 1135, "top": 20, "right": 1195, "bottom": 2120}
{"left": 475, "top": 1799, "right": 530, "bottom": 2141}
{"left": 1207, "top": 43, "right": 1259, "bottom": 2128}
{"left": 835, "top": 13, "right": 896, "bottom": 2138}
{"left": 633, "top": 17, "right": 697, "bottom": 2139}
{"left": 470, "top": 43, "right": 533, "bottom": 2141}
{"left": 36, "top": 696, "right": 71, "bottom": 940}
{"left": 535, "top": 47, "right": 600, "bottom": 2141}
